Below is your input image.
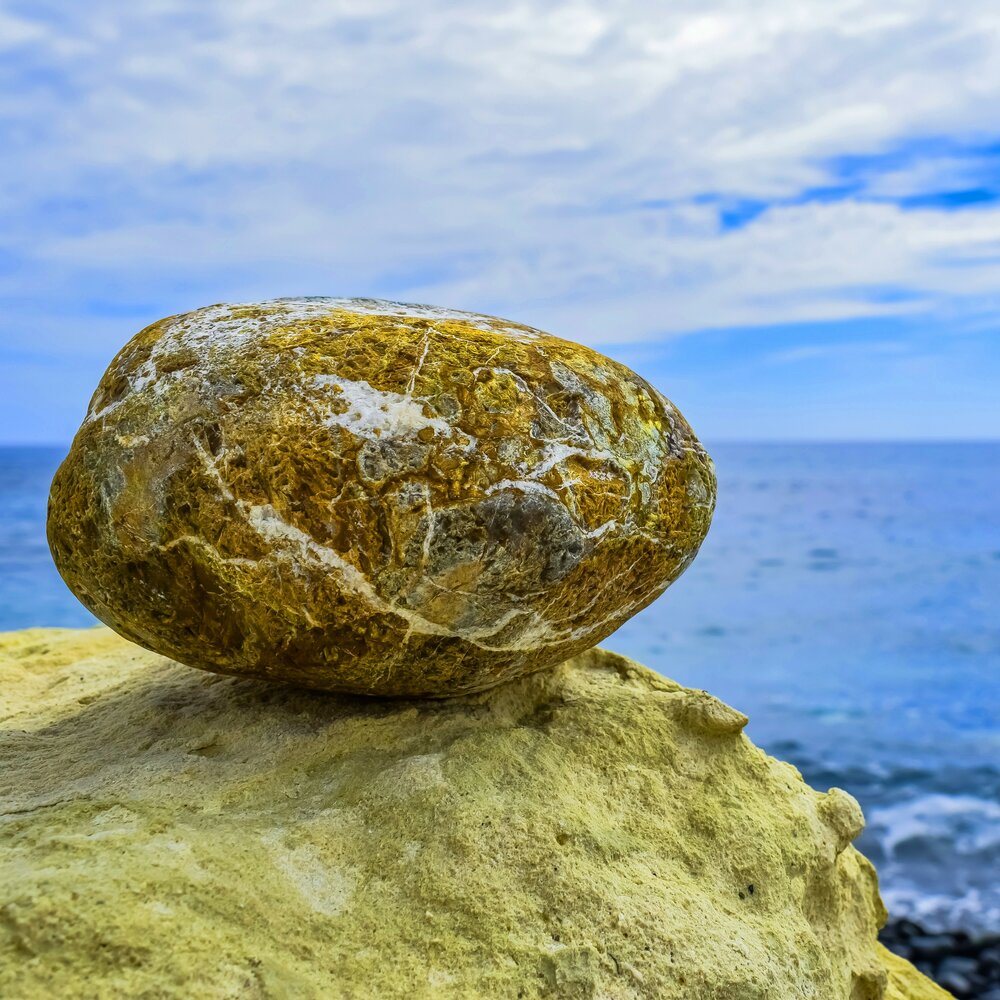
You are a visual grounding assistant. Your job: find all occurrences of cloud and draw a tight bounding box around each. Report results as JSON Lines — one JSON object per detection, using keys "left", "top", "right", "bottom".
{"left": 2, "top": 0, "right": 1000, "bottom": 439}
{"left": 766, "top": 340, "right": 909, "bottom": 365}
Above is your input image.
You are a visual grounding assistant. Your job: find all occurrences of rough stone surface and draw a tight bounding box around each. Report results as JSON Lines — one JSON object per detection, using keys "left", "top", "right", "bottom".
{"left": 880, "top": 946, "right": 955, "bottom": 999}
{"left": 0, "top": 628, "right": 945, "bottom": 999}
{"left": 47, "top": 299, "right": 715, "bottom": 696}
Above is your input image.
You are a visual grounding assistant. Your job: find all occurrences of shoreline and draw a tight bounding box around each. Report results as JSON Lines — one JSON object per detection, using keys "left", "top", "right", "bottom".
{"left": 880, "top": 918, "right": 1000, "bottom": 998}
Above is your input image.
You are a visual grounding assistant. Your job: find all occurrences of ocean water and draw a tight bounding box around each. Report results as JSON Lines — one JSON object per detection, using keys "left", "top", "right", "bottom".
{"left": 2, "top": 443, "right": 998, "bottom": 933}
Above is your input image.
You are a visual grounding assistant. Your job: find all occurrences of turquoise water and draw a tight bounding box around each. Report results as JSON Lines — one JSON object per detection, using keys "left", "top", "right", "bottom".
{"left": 3, "top": 443, "right": 999, "bottom": 932}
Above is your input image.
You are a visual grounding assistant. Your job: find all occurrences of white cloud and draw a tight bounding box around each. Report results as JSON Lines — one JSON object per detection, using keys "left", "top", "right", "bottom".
{"left": 2, "top": 0, "right": 1000, "bottom": 349}
{"left": 766, "top": 340, "right": 909, "bottom": 365}
{"left": 0, "top": 10, "right": 46, "bottom": 48}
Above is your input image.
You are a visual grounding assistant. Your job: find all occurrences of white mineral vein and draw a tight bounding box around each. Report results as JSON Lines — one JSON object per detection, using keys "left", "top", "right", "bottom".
{"left": 313, "top": 376, "right": 451, "bottom": 441}
{"left": 241, "top": 502, "right": 569, "bottom": 653}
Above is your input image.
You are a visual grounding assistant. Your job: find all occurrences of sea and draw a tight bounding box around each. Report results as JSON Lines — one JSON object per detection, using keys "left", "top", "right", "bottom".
{"left": 2, "top": 443, "right": 998, "bottom": 934}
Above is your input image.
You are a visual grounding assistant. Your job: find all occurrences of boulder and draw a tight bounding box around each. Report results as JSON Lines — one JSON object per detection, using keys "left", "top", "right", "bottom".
{"left": 47, "top": 299, "right": 715, "bottom": 696}
{"left": 0, "top": 628, "right": 946, "bottom": 998}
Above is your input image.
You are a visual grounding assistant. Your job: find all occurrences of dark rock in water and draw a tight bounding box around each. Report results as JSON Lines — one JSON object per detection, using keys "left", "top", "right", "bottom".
{"left": 935, "top": 957, "right": 977, "bottom": 996}
{"left": 910, "top": 935, "right": 966, "bottom": 959}
{"left": 880, "top": 917, "right": 1000, "bottom": 998}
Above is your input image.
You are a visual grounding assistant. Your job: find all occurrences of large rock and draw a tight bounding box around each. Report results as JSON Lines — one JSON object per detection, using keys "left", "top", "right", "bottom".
{"left": 0, "top": 628, "right": 946, "bottom": 999}
{"left": 47, "top": 299, "right": 715, "bottom": 696}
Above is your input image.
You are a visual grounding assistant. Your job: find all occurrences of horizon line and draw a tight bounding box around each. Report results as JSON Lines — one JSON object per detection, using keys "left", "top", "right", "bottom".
{"left": 3, "top": 438, "right": 1000, "bottom": 449}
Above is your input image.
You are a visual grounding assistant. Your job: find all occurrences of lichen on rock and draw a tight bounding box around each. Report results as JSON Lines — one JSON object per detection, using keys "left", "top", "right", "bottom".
{"left": 0, "top": 629, "right": 948, "bottom": 999}
{"left": 47, "top": 298, "right": 716, "bottom": 696}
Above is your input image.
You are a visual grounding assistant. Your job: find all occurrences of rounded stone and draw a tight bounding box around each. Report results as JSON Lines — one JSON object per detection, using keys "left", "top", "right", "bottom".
{"left": 48, "top": 298, "right": 716, "bottom": 695}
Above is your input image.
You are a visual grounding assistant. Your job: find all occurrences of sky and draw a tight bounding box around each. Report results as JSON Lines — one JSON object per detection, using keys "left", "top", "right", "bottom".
{"left": 1, "top": 1, "right": 999, "bottom": 443}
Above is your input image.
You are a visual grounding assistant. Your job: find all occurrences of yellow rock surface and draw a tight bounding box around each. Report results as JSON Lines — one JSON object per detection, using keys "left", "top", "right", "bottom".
{"left": 47, "top": 299, "right": 715, "bottom": 696}
{"left": 881, "top": 945, "right": 955, "bottom": 999}
{"left": 0, "top": 628, "right": 946, "bottom": 999}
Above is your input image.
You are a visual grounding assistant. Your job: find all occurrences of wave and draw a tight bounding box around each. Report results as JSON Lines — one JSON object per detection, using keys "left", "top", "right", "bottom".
{"left": 863, "top": 794, "right": 1000, "bottom": 933}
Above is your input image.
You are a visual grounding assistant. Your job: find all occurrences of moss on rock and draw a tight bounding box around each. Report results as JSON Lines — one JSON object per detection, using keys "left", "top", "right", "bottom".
{"left": 0, "top": 629, "right": 947, "bottom": 998}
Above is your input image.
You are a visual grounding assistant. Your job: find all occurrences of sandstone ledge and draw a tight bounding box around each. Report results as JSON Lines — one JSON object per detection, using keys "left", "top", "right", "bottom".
{"left": 0, "top": 628, "right": 948, "bottom": 998}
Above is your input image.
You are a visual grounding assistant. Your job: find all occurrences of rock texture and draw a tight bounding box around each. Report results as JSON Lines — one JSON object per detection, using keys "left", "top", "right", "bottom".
{"left": 0, "top": 628, "right": 947, "bottom": 999}
{"left": 47, "top": 299, "right": 715, "bottom": 696}
{"left": 880, "top": 946, "right": 955, "bottom": 1000}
